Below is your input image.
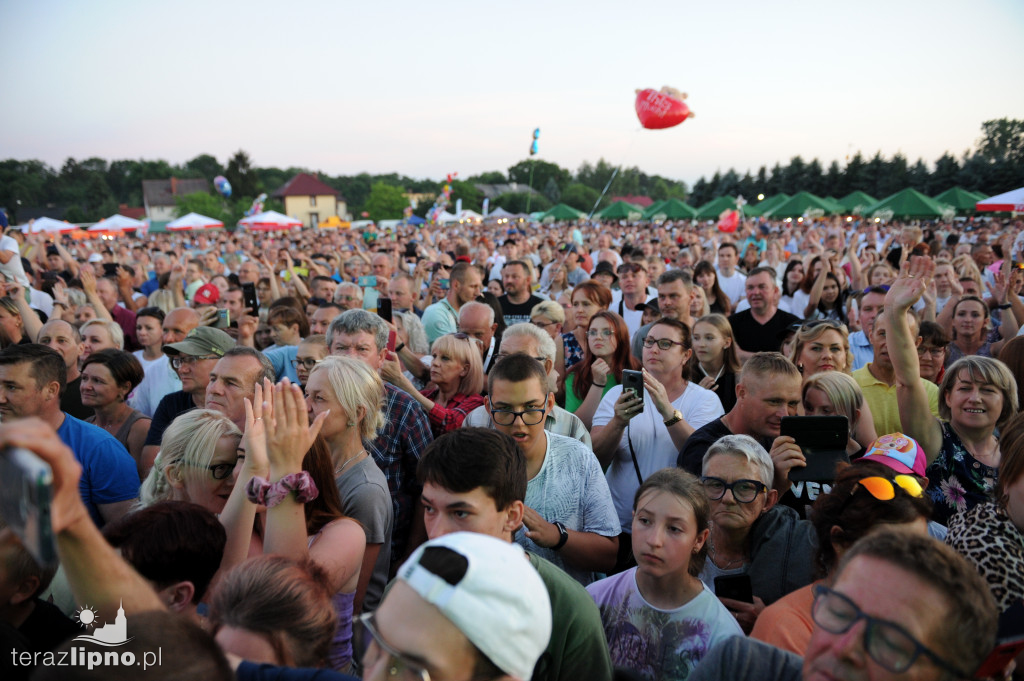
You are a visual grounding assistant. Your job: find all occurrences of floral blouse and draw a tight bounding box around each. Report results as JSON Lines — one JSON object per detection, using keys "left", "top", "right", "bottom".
{"left": 926, "top": 422, "right": 997, "bottom": 527}
{"left": 562, "top": 332, "right": 585, "bottom": 371}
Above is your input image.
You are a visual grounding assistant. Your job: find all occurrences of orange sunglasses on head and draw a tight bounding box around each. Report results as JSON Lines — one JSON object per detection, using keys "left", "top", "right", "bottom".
{"left": 854, "top": 475, "right": 925, "bottom": 501}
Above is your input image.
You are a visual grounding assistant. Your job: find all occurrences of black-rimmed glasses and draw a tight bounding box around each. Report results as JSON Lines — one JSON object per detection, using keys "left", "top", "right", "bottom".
{"left": 642, "top": 337, "right": 686, "bottom": 350}
{"left": 811, "top": 585, "right": 967, "bottom": 677}
{"left": 490, "top": 407, "right": 546, "bottom": 426}
{"left": 290, "top": 358, "right": 321, "bottom": 370}
{"left": 206, "top": 462, "right": 237, "bottom": 480}
{"left": 699, "top": 477, "right": 767, "bottom": 503}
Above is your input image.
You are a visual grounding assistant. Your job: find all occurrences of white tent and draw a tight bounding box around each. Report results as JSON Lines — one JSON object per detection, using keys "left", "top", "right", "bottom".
{"left": 485, "top": 207, "right": 514, "bottom": 219}
{"left": 976, "top": 187, "right": 1024, "bottom": 213}
{"left": 456, "top": 209, "right": 483, "bottom": 222}
{"left": 88, "top": 214, "right": 146, "bottom": 232}
{"left": 238, "top": 210, "right": 302, "bottom": 231}
{"left": 435, "top": 210, "right": 458, "bottom": 223}
{"left": 166, "top": 212, "right": 224, "bottom": 231}
{"left": 20, "top": 216, "right": 77, "bottom": 234}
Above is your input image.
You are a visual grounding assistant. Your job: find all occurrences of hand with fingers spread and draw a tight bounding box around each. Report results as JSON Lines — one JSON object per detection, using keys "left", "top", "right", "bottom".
{"left": 886, "top": 256, "right": 933, "bottom": 312}
{"left": 241, "top": 380, "right": 271, "bottom": 480}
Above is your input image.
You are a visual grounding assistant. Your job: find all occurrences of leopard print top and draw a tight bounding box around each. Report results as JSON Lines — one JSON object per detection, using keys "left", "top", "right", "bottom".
{"left": 946, "top": 501, "right": 1024, "bottom": 612}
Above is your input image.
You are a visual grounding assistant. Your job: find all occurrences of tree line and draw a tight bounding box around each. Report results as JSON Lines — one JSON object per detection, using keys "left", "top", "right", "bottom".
{"left": 1, "top": 118, "right": 1020, "bottom": 223}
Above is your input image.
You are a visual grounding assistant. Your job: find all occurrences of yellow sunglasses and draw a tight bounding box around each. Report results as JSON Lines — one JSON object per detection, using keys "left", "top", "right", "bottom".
{"left": 855, "top": 475, "right": 925, "bottom": 501}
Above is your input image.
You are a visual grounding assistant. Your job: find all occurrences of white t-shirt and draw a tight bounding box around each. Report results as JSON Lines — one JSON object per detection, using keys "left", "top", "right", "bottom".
{"left": 0, "top": 235, "right": 29, "bottom": 287}
{"left": 514, "top": 433, "right": 620, "bottom": 586}
{"left": 594, "top": 382, "right": 724, "bottom": 532}
{"left": 128, "top": 353, "right": 182, "bottom": 417}
{"left": 587, "top": 569, "right": 743, "bottom": 680}
{"left": 716, "top": 269, "right": 747, "bottom": 307}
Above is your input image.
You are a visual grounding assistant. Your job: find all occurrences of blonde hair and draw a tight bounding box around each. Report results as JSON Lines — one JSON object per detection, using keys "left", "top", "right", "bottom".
{"left": 939, "top": 357, "right": 1019, "bottom": 429}
{"left": 430, "top": 333, "right": 485, "bottom": 396}
{"left": 147, "top": 288, "right": 176, "bottom": 314}
{"left": 139, "top": 409, "right": 241, "bottom": 507}
{"left": 790, "top": 322, "right": 853, "bottom": 375}
{"left": 307, "top": 356, "right": 386, "bottom": 441}
{"left": 530, "top": 300, "right": 564, "bottom": 325}
{"left": 693, "top": 314, "right": 740, "bottom": 372}
{"left": 802, "top": 371, "right": 863, "bottom": 434}
{"left": 80, "top": 318, "right": 124, "bottom": 350}
{"left": 689, "top": 287, "right": 711, "bottom": 318}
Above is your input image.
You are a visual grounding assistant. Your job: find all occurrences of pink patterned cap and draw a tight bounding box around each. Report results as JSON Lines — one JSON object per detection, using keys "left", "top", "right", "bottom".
{"left": 861, "top": 433, "right": 927, "bottom": 477}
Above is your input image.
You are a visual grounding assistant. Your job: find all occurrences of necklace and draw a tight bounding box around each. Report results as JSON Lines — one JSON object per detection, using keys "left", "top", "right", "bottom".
{"left": 699, "top": 362, "right": 724, "bottom": 384}
{"left": 333, "top": 450, "right": 366, "bottom": 478}
{"left": 708, "top": 535, "right": 746, "bottom": 570}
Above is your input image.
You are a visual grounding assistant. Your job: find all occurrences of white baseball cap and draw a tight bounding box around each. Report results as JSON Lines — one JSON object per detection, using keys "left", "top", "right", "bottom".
{"left": 397, "top": 532, "right": 551, "bottom": 680}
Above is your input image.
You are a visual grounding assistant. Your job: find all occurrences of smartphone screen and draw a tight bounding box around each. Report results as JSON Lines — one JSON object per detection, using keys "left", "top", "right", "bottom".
{"left": 241, "top": 282, "right": 258, "bottom": 315}
{"left": 714, "top": 575, "right": 754, "bottom": 603}
{"left": 377, "top": 297, "right": 393, "bottom": 324}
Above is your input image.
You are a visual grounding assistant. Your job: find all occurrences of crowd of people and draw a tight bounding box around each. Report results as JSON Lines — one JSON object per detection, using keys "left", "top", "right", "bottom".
{"left": 1, "top": 213, "right": 1023, "bottom": 680}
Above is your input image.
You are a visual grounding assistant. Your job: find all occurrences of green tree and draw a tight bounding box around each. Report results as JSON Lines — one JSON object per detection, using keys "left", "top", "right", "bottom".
{"left": 977, "top": 118, "right": 1024, "bottom": 165}
{"left": 823, "top": 161, "right": 843, "bottom": 197}
{"left": 449, "top": 180, "right": 483, "bottom": 212}
{"left": 184, "top": 154, "right": 222, "bottom": 180}
{"left": 466, "top": 171, "right": 506, "bottom": 184}
{"left": 492, "top": 191, "right": 551, "bottom": 214}
{"left": 175, "top": 191, "right": 230, "bottom": 222}
{"left": 931, "top": 152, "right": 960, "bottom": 192}
{"left": 364, "top": 182, "right": 408, "bottom": 221}
{"left": 508, "top": 159, "right": 571, "bottom": 194}
{"left": 561, "top": 183, "right": 600, "bottom": 212}
{"left": 225, "top": 150, "right": 258, "bottom": 198}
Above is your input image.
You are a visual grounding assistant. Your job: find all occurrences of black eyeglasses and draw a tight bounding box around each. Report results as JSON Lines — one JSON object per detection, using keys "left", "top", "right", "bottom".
{"left": 290, "top": 358, "right": 321, "bottom": 370}
{"left": 490, "top": 407, "right": 546, "bottom": 426}
{"left": 642, "top": 337, "right": 686, "bottom": 351}
{"left": 810, "top": 585, "right": 966, "bottom": 677}
{"left": 700, "top": 477, "right": 767, "bottom": 503}
{"left": 206, "top": 462, "right": 237, "bottom": 480}
{"left": 617, "top": 264, "right": 647, "bottom": 274}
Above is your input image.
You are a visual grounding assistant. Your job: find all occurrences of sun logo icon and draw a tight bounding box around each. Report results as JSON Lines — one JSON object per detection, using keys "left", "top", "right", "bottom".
{"left": 75, "top": 605, "right": 102, "bottom": 630}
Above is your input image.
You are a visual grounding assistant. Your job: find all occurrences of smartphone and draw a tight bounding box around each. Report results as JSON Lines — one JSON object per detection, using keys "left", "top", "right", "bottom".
{"left": 714, "top": 574, "right": 753, "bottom": 603}
{"left": 241, "top": 282, "right": 259, "bottom": 315}
{"left": 973, "top": 598, "right": 1024, "bottom": 679}
{"left": 358, "top": 275, "right": 377, "bottom": 287}
{"left": 439, "top": 278, "right": 450, "bottom": 291}
{"left": 386, "top": 328, "right": 397, "bottom": 353}
{"left": 377, "top": 297, "right": 393, "bottom": 324}
{"left": 215, "top": 309, "right": 230, "bottom": 329}
{"left": 781, "top": 416, "right": 850, "bottom": 483}
{"left": 622, "top": 369, "right": 644, "bottom": 406}
{"left": 0, "top": 446, "right": 57, "bottom": 568}
{"left": 101, "top": 262, "right": 119, "bottom": 277}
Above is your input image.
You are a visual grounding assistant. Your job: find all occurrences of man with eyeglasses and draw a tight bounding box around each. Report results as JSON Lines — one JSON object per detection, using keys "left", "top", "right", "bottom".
{"left": 689, "top": 529, "right": 998, "bottom": 681}
{"left": 0, "top": 344, "right": 139, "bottom": 526}
{"left": 141, "top": 326, "right": 234, "bottom": 473}
{"left": 462, "top": 323, "right": 592, "bottom": 446}
{"left": 486, "top": 353, "right": 619, "bottom": 584}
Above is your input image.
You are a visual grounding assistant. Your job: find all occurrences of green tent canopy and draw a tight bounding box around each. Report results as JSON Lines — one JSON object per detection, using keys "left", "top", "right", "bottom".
{"left": 540, "top": 203, "right": 585, "bottom": 221}
{"left": 823, "top": 196, "right": 846, "bottom": 214}
{"left": 970, "top": 190, "right": 988, "bottom": 201}
{"left": 694, "top": 196, "right": 739, "bottom": 220}
{"left": 597, "top": 200, "right": 644, "bottom": 220}
{"left": 933, "top": 187, "right": 982, "bottom": 214}
{"left": 646, "top": 198, "right": 697, "bottom": 220}
{"left": 744, "top": 193, "right": 789, "bottom": 218}
{"left": 641, "top": 200, "right": 667, "bottom": 219}
{"left": 864, "top": 188, "right": 953, "bottom": 220}
{"left": 837, "top": 191, "right": 878, "bottom": 215}
{"left": 765, "top": 192, "right": 841, "bottom": 219}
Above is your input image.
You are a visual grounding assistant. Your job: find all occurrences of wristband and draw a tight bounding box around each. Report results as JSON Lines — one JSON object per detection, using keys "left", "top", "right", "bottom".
{"left": 246, "top": 471, "right": 319, "bottom": 508}
{"left": 997, "top": 303, "right": 1012, "bottom": 310}
{"left": 592, "top": 381, "right": 606, "bottom": 388}
{"left": 552, "top": 521, "right": 569, "bottom": 551}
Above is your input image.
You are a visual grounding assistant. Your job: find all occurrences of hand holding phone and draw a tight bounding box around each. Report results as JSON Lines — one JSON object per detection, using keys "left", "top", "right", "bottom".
{"left": 0, "top": 445, "right": 56, "bottom": 567}
{"left": 780, "top": 416, "right": 849, "bottom": 483}
{"left": 621, "top": 370, "right": 644, "bottom": 407}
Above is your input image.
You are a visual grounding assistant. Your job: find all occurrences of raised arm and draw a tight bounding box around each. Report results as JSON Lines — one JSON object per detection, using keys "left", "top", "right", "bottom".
{"left": 885, "top": 257, "right": 943, "bottom": 458}
{"left": 804, "top": 259, "right": 831, "bottom": 318}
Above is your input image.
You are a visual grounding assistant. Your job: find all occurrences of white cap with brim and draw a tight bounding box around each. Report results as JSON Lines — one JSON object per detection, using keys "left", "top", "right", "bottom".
{"left": 397, "top": 532, "right": 552, "bottom": 680}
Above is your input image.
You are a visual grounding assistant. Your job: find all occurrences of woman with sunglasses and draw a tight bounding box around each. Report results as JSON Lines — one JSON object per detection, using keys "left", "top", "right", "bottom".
{"left": 947, "top": 413, "right": 1024, "bottom": 615}
{"left": 566, "top": 311, "right": 639, "bottom": 429}
{"left": 529, "top": 300, "right": 564, "bottom": 342}
{"left": 694, "top": 261, "right": 732, "bottom": 315}
{"left": 886, "top": 257, "right": 1020, "bottom": 525}
{"left": 751, "top": 436, "right": 933, "bottom": 654}
{"left": 382, "top": 331, "right": 485, "bottom": 437}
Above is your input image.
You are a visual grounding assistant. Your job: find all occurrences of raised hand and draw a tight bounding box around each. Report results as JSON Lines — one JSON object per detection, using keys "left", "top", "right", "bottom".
{"left": 885, "top": 256, "right": 933, "bottom": 311}
{"left": 240, "top": 380, "right": 271, "bottom": 478}
{"left": 266, "top": 378, "right": 324, "bottom": 474}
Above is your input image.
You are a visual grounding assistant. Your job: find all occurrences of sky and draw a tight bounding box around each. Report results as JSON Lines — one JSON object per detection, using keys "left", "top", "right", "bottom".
{"left": 2, "top": 0, "right": 1022, "bottom": 186}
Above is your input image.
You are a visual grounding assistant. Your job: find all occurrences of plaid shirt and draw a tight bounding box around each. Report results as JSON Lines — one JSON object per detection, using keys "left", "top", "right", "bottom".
{"left": 420, "top": 388, "right": 487, "bottom": 438}
{"left": 366, "top": 384, "right": 434, "bottom": 562}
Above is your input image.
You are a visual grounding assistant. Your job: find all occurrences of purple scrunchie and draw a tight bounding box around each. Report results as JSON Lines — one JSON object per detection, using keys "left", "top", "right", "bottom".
{"left": 245, "top": 471, "right": 319, "bottom": 508}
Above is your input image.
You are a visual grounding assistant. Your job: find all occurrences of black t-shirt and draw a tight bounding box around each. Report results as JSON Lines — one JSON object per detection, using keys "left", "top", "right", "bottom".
{"left": 677, "top": 418, "right": 733, "bottom": 474}
{"left": 19, "top": 598, "right": 80, "bottom": 653}
{"left": 499, "top": 294, "right": 544, "bottom": 326}
{"left": 144, "top": 390, "right": 198, "bottom": 448}
{"left": 61, "top": 375, "right": 92, "bottom": 421}
{"left": 728, "top": 309, "right": 801, "bottom": 354}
